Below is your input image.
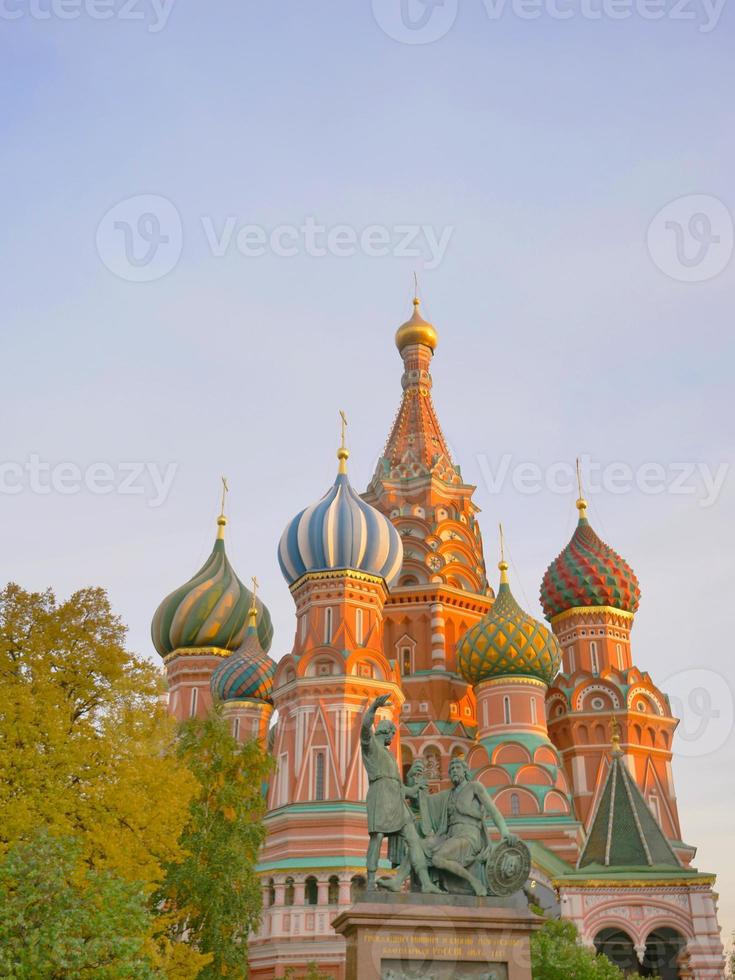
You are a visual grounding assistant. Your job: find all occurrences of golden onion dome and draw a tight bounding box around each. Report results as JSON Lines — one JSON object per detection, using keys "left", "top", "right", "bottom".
{"left": 395, "top": 298, "right": 438, "bottom": 354}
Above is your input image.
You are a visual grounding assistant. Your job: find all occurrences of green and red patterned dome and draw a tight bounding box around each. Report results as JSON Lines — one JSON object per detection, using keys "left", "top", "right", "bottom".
{"left": 540, "top": 499, "right": 640, "bottom": 621}
{"left": 457, "top": 562, "right": 562, "bottom": 686}
{"left": 152, "top": 516, "right": 274, "bottom": 658}
{"left": 210, "top": 609, "right": 276, "bottom": 703}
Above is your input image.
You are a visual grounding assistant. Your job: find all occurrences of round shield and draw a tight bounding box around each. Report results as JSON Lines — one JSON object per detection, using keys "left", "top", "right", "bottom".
{"left": 484, "top": 838, "right": 531, "bottom": 897}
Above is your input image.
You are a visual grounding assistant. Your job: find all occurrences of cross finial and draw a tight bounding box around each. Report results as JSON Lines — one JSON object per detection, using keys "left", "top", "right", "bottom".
{"left": 337, "top": 410, "right": 349, "bottom": 474}
{"left": 498, "top": 522, "right": 509, "bottom": 584}
{"left": 575, "top": 458, "right": 588, "bottom": 519}
{"left": 247, "top": 575, "right": 259, "bottom": 624}
{"left": 610, "top": 716, "right": 622, "bottom": 755}
{"left": 217, "top": 476, "right": 229, "bottom": 538}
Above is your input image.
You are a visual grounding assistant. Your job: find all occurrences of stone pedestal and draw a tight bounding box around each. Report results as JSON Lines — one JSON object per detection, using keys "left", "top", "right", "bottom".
{"left": 332, "top": 892, "right": 540, "bottom": 980}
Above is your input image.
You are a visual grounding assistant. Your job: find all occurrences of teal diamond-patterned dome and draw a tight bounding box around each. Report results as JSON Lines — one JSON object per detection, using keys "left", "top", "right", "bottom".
{"left": 210, "top": 613, "right": 276, "bottom": 703}
{"left": 457, "top": 563, "right": 562, "bottom": 687}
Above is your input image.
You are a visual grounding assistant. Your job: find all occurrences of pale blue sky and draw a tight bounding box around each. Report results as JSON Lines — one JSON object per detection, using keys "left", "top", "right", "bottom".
{"left": 1, "top": 0, "right": 733, "bottom": 946}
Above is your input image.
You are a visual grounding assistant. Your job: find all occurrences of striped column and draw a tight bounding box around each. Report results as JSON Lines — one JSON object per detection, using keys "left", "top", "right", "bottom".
{"left": 430, "top": 602, "right": 446, "bottom": 669}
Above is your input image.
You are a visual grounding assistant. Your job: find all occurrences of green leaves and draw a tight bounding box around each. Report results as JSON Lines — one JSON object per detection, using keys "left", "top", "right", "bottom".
{"left": 155, "top": 709, "right": 273, "bottom": 978}
{"left": 0, "top": 833, "right": 157, "bottom": 979}
{"left": 531, "top": 919, "right": 627, "bottom": 980}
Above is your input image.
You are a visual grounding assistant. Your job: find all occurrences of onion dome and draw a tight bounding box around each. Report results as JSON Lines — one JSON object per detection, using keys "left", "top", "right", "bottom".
{"left": 395, "top": 297, "right": 438, "bottom": 354}
{"left": 278, "top": 429, "right": 403, "bottom": 589}
{"left": 210, "top": 605, "right": 276, "bottom": 703}
{"left": 540, "top": 496, "right": 641, "bottom": 621}
{"left": 152, "top": 515, "right": 274, "bottom": 658}
{"left": 458, "top": 559, "right": 562, "bottom": 686}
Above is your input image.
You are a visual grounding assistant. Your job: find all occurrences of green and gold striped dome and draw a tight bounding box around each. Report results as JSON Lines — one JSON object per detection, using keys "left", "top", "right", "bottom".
{"left": 457, "top": 561, "right": 561, "bottom": 687}
{"left": 152, "top": 516, "right": 273, "bottom": 659}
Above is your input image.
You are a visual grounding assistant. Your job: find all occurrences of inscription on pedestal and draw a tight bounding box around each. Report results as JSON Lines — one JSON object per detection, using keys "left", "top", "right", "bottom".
{"left": 382, "top": 959, "right": 508, "bottom": 979}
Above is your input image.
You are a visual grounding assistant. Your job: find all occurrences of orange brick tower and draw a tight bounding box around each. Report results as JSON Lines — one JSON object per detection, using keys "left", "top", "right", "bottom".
{"left": 363, "top": 296, "right": 493, "bottom": 786}
{"left": 541, "top": 476, "right": 684, "bottom": 854}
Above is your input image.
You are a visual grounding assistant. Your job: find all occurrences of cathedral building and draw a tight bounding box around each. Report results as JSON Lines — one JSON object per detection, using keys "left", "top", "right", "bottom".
{"left": 152, "top": 297, "right": 724, "bottom": 979}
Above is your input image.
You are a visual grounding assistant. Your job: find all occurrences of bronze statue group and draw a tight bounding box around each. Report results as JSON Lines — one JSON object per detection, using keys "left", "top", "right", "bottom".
{"left": 361, "top": 696, "right": 530, "bottom": 898}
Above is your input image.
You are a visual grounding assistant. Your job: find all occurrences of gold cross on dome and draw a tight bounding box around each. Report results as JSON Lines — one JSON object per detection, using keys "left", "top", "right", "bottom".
{"left": 339, "top": 409, "right": 348, "bottom": 451}
{"left": 219, "top": 476, "right": 229, "bottom": 518}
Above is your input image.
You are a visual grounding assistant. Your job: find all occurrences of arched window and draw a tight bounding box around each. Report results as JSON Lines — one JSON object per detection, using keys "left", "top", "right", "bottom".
{"left": 511, "top": 792, "right": 520, "bottom": 816}
{"left": 324, "top": 608, "right": 333, "bottom": 644}
{"left": 590, "top": 642, "right": 599, "bottom": 675}
{"left": 616, "top": 642, "right": 624, "bottom": 669}
{"left": 567, "top": 645, "right": 576, "bottom": 673}
{"left": 503, "top": 696, "right": 512, "bottom": 725}
{"left": 530, "top": 698, "right": 537, "bottom": 725}
{"left": 402, "top": 647, "right": 412, "bottom": 676}
{"left": 314, "top": 751, "right": 325, "bottom": 801}
{"left": 232, "top": 717, "right": 240, "bottom": 740}
{"left": 305, "top": 876, "right": 318, "bottom": 905}
{"left": 355, "top": 608, "right": 364, "bottom": 645}
{"left": 189, "top": 687, "right": 198, "bottom": 718}
{"left": 284, "top": 878, "right": 295, "bottom": 906}
{"left": 328, "top": 875, "right": 339, "bottom": 905}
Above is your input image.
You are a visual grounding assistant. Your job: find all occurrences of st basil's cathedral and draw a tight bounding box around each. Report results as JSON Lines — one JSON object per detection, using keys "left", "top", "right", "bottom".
{"left": 151, "top": 297, "right": 725, "bottom": 979}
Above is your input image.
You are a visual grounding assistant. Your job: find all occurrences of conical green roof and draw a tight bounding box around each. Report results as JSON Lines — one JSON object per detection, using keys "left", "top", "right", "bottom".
{"left": 579, "top": 750, "right": 680, "bottom": 870}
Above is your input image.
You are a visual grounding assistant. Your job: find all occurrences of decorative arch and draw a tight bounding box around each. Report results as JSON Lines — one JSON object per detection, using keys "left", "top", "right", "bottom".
{"left": 543, "top": 790, "right": 570, "bottom": 813}
{"left": 574, "top": 681, "right": 622, "bottom": 712}
{"left": 494, "top": 786, "right": 539, "bottom": 816}
{"left": 492, "top": 742, "right": 532, "bottom": 766}
{"left": 516, "top": 764, "right": 554, "bottom": 787}
{"left": 628, "top": 685, "right": 666, "bottom": 715}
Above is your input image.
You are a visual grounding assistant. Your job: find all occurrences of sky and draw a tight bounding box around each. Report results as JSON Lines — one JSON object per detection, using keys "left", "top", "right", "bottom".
{"left": 1, "top": 0, "right": 734, "bottom": 951}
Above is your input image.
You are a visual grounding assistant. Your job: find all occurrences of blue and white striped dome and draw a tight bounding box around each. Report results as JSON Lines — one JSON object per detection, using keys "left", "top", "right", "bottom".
{"left": 278, "top": 470, "right": 403, "bottom": 589}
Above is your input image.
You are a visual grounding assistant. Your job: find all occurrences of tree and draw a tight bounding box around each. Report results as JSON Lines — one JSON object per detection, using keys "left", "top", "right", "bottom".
{"left": 155, "top": 709, "right": 273, "bottom": 977}
{"left": 531, "top": 919, "right": 627, "bottom": 980}
{"left": 0, "top": 583, "right": 207, "bottom": 977}
{"left": 0, "top": 583, "right": 196, "bottom": 888}
{"left": 0, "top": 831, "right": 158, "bottom": 979}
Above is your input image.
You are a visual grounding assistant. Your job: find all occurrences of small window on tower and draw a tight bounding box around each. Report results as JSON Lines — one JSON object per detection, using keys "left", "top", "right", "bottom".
{"left": 530, "top": 698, "right": 537, "bottom": 725}
{"left": 232, "top": 717, "right": 240, "bottom": 740}
{"left": 450, "top": 703, "right": 458, "bottom": 715}
{"left": 590, "top": 642, "right": 599, "bottom": 675}
{"left": 358, "top": 662, "right": 374, "bottom": 679}
{"left": 324, "top": 607, "right": 333, "bottom": 644}
{"left": 355, "top": 608, "right": 364, "bottom": 646}
{"left": 616, "top": 643, "right": 624, "bottom": 668}
{"left": 402, "top": 647, "right": 412, "bottom": 676}
{"left": 503, "top": 696, "right": 512, "bottom": 725}
{"left": 420, "top": 702, "right": 429, "bottom": 713}
{"left": 189, "top": 687, "right": 198, "bottom": 718}
{"left": 314, "top": 751, "right": 325, "bottom": 801}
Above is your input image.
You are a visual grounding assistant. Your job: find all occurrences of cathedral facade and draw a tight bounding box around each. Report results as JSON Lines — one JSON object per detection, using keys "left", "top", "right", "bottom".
{"left": 153, "top": 298, "right": 724, "bottom": 980}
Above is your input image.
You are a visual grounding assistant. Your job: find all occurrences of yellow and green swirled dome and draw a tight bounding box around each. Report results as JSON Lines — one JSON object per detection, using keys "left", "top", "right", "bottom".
{"left": 151, "top": 518, "right": 273, "bottom": 659}
{"left": 457, "top": 563, "right": 561, "bottom": 687}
